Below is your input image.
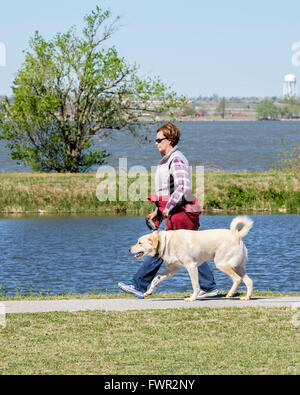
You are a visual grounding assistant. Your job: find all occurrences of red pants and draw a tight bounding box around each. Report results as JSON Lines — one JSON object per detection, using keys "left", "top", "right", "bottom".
{"left": 167, "top": 210, "right": 199, "bottom": 231}
{"left": 148, "top": 194, "right": 200, "bottom": 231}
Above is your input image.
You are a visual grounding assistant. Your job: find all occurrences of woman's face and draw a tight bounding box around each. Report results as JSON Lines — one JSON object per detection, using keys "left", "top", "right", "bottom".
{"left": 155, "top": 131, "right": 173, "bottom": 156}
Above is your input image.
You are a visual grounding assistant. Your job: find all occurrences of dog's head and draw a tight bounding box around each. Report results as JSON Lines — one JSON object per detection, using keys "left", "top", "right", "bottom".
{"left": 129, "top": 231, "right": 160, "bottom": 260}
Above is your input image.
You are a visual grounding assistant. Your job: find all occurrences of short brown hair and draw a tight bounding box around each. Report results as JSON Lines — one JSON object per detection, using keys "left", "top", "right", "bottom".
{"left": 157, "top": 122, "right": 180, "bottom": 147}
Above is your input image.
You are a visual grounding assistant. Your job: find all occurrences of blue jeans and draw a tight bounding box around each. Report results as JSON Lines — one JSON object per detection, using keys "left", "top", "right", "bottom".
{"left": 133, "top": 256, "right": 216, "bottom": 293}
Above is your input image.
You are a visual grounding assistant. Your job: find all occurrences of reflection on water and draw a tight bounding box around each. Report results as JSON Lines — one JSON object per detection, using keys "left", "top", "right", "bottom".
{"left": 0, "top": 214, "right": 299, "bottom": 295}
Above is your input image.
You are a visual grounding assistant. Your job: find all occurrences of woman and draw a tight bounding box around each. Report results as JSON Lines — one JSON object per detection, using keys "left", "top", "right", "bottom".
{"left": 118, "top": 122, "right": 218, "bottom": 298}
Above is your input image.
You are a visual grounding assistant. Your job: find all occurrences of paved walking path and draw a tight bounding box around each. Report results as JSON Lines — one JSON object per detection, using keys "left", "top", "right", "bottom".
{"left": 2, "top": 296, "right": 300, "bottom": 314}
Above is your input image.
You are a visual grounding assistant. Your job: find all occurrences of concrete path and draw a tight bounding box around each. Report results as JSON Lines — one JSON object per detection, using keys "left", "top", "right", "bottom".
{"left": 2, "top": 296, "right": 300, "bottom": 314}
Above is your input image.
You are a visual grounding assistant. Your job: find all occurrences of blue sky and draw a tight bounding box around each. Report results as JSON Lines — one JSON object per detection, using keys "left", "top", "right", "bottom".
{"left": 0, "top": 0, "right": 299, "bottom": 97}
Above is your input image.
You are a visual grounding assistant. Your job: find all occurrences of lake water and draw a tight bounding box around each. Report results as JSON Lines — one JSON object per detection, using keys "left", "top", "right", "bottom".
{"left": 0, "top": 121, "right": 299, "bottom": 172}
{"left": 0, "top": 214, "right": 299, "bottom": 295}
{"left": 0, "top": 121, "right": 299, "bottom": 296}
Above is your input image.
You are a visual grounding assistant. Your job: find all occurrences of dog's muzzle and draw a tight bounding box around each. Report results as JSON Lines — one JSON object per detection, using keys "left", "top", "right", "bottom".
{"left": 134, "top": 252, "right": 144, "bottom": 259}
{"left": 129, "top": 247, "right": 145, "bottom": 259}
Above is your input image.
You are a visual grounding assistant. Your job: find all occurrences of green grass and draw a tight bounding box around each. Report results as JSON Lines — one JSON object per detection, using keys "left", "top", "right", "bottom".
{"left": 1, "top": 292, "right": 298, "bottom": 374}
{"left": 0, "top": 170, "right": 299, "bottom": 214}
{"left": 0, "top": 306, "right": 299, "bottom": 375}
{"left": 0, "top": 290, "right": 299, "bottom": 301}
{"left": 202, "top": 171, "right": 299, "bottom": 213}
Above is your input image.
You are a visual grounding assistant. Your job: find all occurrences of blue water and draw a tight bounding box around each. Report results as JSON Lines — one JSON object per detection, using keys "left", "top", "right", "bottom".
{"left": 0, "top": 214, "right": 299, "bottom": 295}
{"left": 0, "top": 121, "right": 299, "bottom": 172}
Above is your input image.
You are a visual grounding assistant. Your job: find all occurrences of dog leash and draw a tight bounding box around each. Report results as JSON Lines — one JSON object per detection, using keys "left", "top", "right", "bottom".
{"left": 164, "top": 215, "right": 170, "bottom": 231}
{"left": 145, "top": 215, "right": 170, "bottom": 232}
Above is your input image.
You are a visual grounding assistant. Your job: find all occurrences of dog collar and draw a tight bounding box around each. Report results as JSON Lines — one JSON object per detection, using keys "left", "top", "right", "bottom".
{"left": 154, "top": 240, "right": 160, "bottom": 258}
{"left": 154, "top": 233, "right": 166, "bottom": 258}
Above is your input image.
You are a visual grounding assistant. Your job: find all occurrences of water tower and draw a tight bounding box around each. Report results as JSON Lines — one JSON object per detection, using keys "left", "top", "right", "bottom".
{"left": 283, "top": 74, "right": 297, "bottom": 97}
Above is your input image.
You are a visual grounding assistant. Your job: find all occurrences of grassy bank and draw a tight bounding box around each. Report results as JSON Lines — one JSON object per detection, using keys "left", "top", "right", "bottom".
{"left": 0, "top": 304, "right": 298, "bottom": 374}
{"left": 0, "top": 170, "right": 299, "bottom": 214}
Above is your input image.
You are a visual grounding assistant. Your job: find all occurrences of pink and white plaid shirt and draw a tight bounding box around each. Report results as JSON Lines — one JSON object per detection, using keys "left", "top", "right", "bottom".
{"left": 166, "top": 157, "right": 192, "bottom": 211}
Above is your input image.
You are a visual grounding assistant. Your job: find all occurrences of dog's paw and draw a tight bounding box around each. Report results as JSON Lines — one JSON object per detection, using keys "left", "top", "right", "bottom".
{"left": 184, "top": 297, "right": 196, "bottom": 302}
{"left": 240, "top": 296, "right": 251, "bottom": 300}
{"left": 225, "top": 294, "right": 233, "bottom": 299}
{"left": 144, "top": 291, "right": 152, "bottom": 298}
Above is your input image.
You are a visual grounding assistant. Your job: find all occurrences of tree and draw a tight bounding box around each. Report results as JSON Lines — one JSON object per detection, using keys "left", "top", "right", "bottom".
{"left": 279, "top": 96, "right": 300, "bottom": 119}
{"left": 256, "top": 99, "right": 279, "bottom": 120}
{"left": 182, "top": 106, "right": 195, "bottom": 116}
{"left": 0, "top": 6, "right": 181, "bottom": 172}
{"left": 215, "top": 97, "right": 227, "bottom": 118}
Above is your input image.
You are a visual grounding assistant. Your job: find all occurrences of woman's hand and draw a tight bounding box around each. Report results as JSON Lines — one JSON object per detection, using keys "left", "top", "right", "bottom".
{"left": 148, "top": 211, "right": 158, "bottom": 221}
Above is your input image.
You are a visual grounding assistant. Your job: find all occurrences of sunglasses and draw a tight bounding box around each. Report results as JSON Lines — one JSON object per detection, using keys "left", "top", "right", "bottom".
{"left": 155, "top": 137, "right": 168, "bottom": 144}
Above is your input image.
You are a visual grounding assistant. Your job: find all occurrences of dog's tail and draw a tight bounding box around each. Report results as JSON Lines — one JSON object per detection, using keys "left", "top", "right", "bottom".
{"left": 230, "top": 216, "right": 253, "bottom": 240}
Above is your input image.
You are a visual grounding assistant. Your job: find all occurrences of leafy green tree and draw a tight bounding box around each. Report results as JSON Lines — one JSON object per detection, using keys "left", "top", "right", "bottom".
{"left": 256, "top": 99, "right": 279, "bottom": 120}
{"left": 215, "top": 97, "right": 227, "bottom": 118}
{"left": 279, "top": 96, "right": 300, "bottom": 119}
{"left": 0, "top": 6, "right": 181, "bottom": 172}
{"left": 183, "top": 106, "right": 195, "bottom": 116}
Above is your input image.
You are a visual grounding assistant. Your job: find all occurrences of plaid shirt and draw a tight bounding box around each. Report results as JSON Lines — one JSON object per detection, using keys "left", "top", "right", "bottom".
{"left": 166, "top": 157, "right": 192, "bottom": 211}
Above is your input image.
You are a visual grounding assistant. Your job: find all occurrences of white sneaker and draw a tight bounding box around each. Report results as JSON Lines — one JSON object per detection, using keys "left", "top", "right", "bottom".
{"left": 198, "top": 289, "right": 219, "bottom": 298}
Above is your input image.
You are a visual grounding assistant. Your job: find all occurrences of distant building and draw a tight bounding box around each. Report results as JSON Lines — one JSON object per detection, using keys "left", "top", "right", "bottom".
{"left": 283, "top": 74, "right": 297, "bottom": 97}
{"left": 233, "top": 112, "right": 247, "bottom": 117}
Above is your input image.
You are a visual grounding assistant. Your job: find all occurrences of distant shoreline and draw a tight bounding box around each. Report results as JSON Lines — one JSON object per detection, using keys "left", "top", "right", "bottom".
{"left": 142, "top": 116, "right": 300, "bottom": 122}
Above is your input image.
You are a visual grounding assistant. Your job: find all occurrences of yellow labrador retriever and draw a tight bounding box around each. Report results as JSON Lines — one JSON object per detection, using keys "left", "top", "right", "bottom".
{"left": 130, "top": 216, "right": 253, "bottom": 301}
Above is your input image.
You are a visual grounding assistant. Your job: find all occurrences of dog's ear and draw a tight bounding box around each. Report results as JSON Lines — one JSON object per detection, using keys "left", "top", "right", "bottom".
{"left": 151, "top": 231, "right": 159, "bottom": 249}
